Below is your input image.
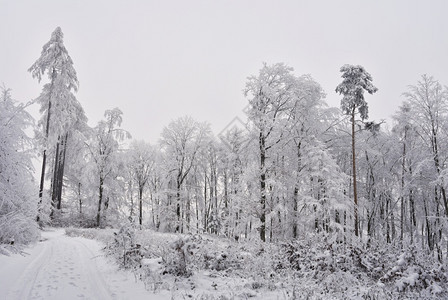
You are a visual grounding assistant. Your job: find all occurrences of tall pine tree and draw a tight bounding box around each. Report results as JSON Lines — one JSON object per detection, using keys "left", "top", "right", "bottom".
{"left": 29, "top": 27, "right": 86, "bottom": 221}
{"left": 336, "top": 64, "right": 377, "bottom": 237}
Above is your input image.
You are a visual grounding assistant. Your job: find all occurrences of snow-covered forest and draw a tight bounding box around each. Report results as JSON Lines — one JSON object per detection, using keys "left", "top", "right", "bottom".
{"left": 2, "top": 26, "right": 448, "bottom": 299}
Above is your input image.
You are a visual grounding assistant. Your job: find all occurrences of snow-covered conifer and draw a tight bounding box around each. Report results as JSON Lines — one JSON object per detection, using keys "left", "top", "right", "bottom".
{"left": 29, "top": 27, "right": 87, "bottom": 221}
{"left": 336, "top": 64, "right": 378, "bottom": 237}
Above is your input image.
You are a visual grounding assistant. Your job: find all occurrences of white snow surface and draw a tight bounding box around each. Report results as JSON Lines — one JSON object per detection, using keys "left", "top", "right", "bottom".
{"left": 0, "top": 228, "right": 169, "bottom": 300}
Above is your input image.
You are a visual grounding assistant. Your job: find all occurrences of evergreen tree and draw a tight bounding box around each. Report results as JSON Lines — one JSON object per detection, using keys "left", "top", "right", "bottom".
{"left": 336, "top": 64, "right": 378, "bottom": 237}
{"left": 29, "top": 27, "right": 86, "bottom": 221}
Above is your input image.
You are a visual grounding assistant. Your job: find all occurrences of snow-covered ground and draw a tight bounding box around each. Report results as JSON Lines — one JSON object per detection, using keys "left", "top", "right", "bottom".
{"left": 0, "top": 229, "right": 169, "bottom": 300}
{"left": 2, "top": 227, "right": 446, "bottom": 299}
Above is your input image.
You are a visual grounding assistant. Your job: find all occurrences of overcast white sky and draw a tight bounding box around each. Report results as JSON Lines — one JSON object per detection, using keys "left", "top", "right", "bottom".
{"left": 2, "top": 0, "right": 448, "bottom": 143}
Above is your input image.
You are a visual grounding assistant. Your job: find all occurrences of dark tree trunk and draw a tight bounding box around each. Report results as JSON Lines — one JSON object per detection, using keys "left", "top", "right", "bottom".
{"left": 430, "top": 126, "right": 448, "bottom": 217}
{"left": 56, "top": 134, "right": 68, "bottom": 209}
{"left": 293, "top": 141, "right": 302, "bottom": 239}
{"left": 37, "top": 150, "right": 47, "bottom": 222}
{"left": 423, "top": 196, "right": 433, "bottom": 251}
{"left": 259, "top": 131, "right": 267, "bottom": 242}
{"left": 351, "top": 108, "right": 359, "bottom": 237}
{"left": 293, "top": 186, "right": 298, "bottom": 239}
{"left": 386, "top": 196, "right": 391, "bottom": 243}
{"left": 129, "top": 180, "right": 134, "bottom": 217}
{"left": 139, "top": 186, "right": 143, "bottom": 226}
{"left": 204, "top": 173, "right": 208, "bottom": 232}
{"left": 78, "top": 182, "right": 82, "bottom": 215}
{"left": 96, "top": 176, "right": 104, "bottom": 227}
{"left": 50, "top": 139, "right": 61, "bottom": 216}
{"left": 176, "top": 181, "right": 181, "bottom": 232}
{"left": 400, "top": 133, "right": 406, "bottom": 244}
{"left": 37, "top": 71, "right": 55, "bottom": 222}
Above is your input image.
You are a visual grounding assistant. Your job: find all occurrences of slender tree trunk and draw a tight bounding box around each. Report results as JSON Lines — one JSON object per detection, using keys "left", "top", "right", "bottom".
{"left": 37, "top": 150, "right": 47, "bottom": 222}
{"left": 139, "top": 185, "right": 143, "bottom": 226}
{"left": 293, "top": 187, "right": 298, "bottom": 239}
{"left": 175, "top": 172, "right": 182, "bottom": 232}
{"left": 224, "top": 172, "right": 228, "bottom": 209}
{"left": 50, "top": 139, "right": 60, "bottom": 216}
{"left": 209, "top": 169, "right": 214, "bottom": 234}
{"left": 196, "top": 185, "right": 200, "bottom": 233}
{"left": 293, "top": 141, "right": 302, "bottom": 239}
{"left": 176, "top": 188, "right": 181, "bottom": 232}
{"left": 391, "top": 198, "right": 396, "bottom": 241}
{"left": 204, "top": 173, "right": 208, "bottom": 232}
{"left": 440, "top": 187, "right": 448, "bottom": 217}
{"left": 37, "top": 70, "right": 57, "bottom": 222}
{"left": 214, "top": 170, "right": 218, "bottom": 234}
{"left": 96, "top": 175, "right": 104, "bottom": 227}
{"left": 344, "top": 210, "right": 347, "bottom": 243}
{"left": 386, "top": 196, "right": 391, "bottom": 243}
{"left": 223, "top": 171, "right": 229, "bottom": 236}
{"left": 56, "top": 134, "right": 68, "bottom": 209}
{"left": 129, "top": 180, "right": 134, "bottom": 217}
{"left": 431, "top": 127, "right": 448, "bottom": 217}
{"left": 78, "top": 182, "right": 82, "bottom": 214}
{"left": 435, "top": 199, "right": 442, "bottom": 261}
{"left": 150, "top": 191, "right": 155, "bottom": 227}
{"left": 410, "top": 188, "right": 415, "bottom": 244}
{"left": 186, "top": 190, "right": 191, "bottom": 232}
{"left": 259, "top": 131, "right": 267, "bottom": 242}
{"left": 423, "top": 195, "right": 433, "bottom": 251}
{"left": 351, "top": 108, "right": 359, "bottom": 237}
{"left": 400, "top": 136, "right": 406, "bottom": 245}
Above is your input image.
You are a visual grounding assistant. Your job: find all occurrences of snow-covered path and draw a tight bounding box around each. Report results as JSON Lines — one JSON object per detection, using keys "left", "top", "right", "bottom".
{"left": 0, "top": 229, "right": 159, "bottom": 300}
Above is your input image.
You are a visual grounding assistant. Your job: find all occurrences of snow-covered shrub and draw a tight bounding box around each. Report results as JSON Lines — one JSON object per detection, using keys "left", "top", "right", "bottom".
{"left": 0, "top": 87, "right": 39, "bottom": 247}
{"left": 185, "top": 234, "right": 246, "bottom": 274}
{"left": 274, "top": 235, "right": 380, "bottom": 297}
{"left": 139, "top": 257, "right": 166, "bottom": 292}
{"left": 158, "top": 234, "right": 242, "bottom": 277}
{"left": 65, "top": 227, "right": 114, "bottom": 243}
{"left": 104, "top": 222, "right": 149, "bottom": 270}
{"left": 0, "top": 211, "right": 39, "bottom": 247}
{"left": 274, "top": 234, "right": 448, "bottom": 299}
{"left": 65, "top": 226, "right": 448, "bottom": 299}
{"left": 379, "top": 246, "right": 447, "bottom": 297}
{"left": 49, "top": 210, "right": 97, "bottom": 228}
{"left": 161, "top": 237, "right": 192, "bottom": 277}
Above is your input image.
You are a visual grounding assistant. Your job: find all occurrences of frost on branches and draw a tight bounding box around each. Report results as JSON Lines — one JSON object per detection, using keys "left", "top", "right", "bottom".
{"left": 0, "top": 87, "right": 39, "bottom": 247}
{"left": 29, "top": 27, "right": 87, "bottom": 223}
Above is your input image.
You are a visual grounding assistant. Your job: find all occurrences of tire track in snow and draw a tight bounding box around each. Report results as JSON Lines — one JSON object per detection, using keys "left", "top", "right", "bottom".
{"left": 5, "top": 238, "right": 52, "bottom": 299}
{"left": 71, "top": 237, "right": 115, "bottom": 299}
{"left": 3, "top": 229, "right": 115, "bottom": 300}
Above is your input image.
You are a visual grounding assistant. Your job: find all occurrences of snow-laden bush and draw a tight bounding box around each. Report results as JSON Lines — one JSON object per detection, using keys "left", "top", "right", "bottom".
{"left": 161, "top": 237, "right": 191, "bottom": 277}
{"left": 274, "top": 233, "right": 448, "bottom": 299}
{"left": 65, "top": 227, "right": 114, "bottom": 243}
{"left": 50, "top": 210, "right": 97, "bottom": 228}
{"left": 0, "top": 87, "right": 39, "bottom": 248}
{"left": 379, "top": 246, "right": 447, "bottom": 297}
{"left": 105, "top": 222, "right": 148, "bottom": 270}
{"left": 139, "top": 257, "right": 166, "bottom": 292}
{"left": 64, "top": 227, "right": 448, "bottom": 299}
{"left": 0, "top": 211, "right": 39, "bottom": 247}
{"left": 159, "top": 234, "right": 248, "bottom": 277}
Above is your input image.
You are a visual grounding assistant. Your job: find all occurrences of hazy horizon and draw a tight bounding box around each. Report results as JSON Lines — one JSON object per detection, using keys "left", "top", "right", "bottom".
{"left": 2, "top": 0, "right": 448, "bottom": 143}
